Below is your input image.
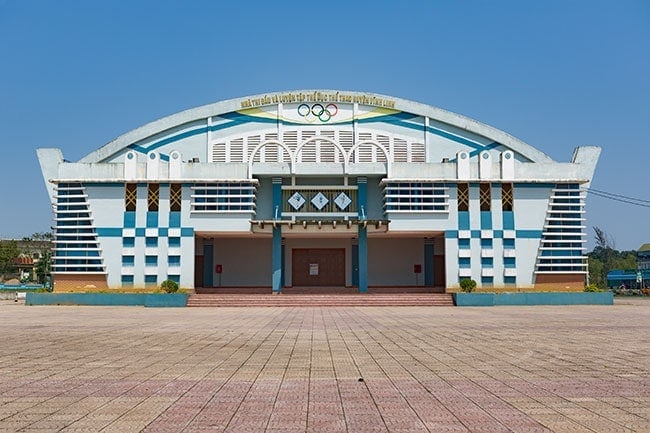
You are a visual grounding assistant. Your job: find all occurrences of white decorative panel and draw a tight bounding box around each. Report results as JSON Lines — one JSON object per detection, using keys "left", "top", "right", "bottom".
{"left": 169, "top": 150, "right": 182, "bottom": 179}
{"left": 479, "top": 151, "right": 492, "bottom": 180}
{"left": 124, "top": 151, "right": 137, "bottom": 179}
{"left": 501, "top": 151, "right": 515, "bottom": 180}
{"left": 457, "top": 151, "right": 470, "bottom": 180}
{"left": 146, "top": 152, "right": 160, "bottom": 180}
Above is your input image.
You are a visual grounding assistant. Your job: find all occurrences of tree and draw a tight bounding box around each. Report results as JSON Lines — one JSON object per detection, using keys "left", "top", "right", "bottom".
{"left": 0, "top": 240, "right": 20, "bottom": 278}
{"left": 22, "top": 232, "right": 53, "bottom": 284}
{"left": 588, "top": 227, "right": 638, "bottom": 289}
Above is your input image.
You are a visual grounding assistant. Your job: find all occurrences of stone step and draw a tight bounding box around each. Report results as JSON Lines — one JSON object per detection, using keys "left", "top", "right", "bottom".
{"left": 187, "top": 294, "right": 455, "bottom": 307}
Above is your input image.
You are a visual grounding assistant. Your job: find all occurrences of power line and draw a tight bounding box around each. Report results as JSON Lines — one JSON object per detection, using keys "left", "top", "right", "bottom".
{"left": 583, "top": 188, "right": 650, "bottom": 208}
{"left": 585, "top": 187, "right": 650, "bottom": 204}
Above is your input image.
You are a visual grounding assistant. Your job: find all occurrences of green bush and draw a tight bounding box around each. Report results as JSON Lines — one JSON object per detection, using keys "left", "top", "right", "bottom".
{"left": 160, "top": 279, "right": 179, "bottom": 293}
{"left": 584, "top": 284, "right": 602, "bottom": 292}
{"left": 459, "top": 278, "right": 477, "bottom": 293}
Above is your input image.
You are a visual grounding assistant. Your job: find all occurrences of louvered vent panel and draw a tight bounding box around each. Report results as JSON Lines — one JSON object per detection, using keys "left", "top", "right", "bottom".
{"left": 212, "top": 143, "right": 226, "bottom": 163}
{"left": 283, "top": 130, "right": 298, "bottom": 152}
{"left": 339, "top": 130, "right": 354, "bottom": 152}
{"left": 394, "top": 138, "right": 408, "bottom": 162}
{"left": 411, "top": 142, "right": 426, "bottom": 162}
{"left": 230, "top": 138, "right": 244, "bottom": 163}
{"left": 247, "top": 135, "right": 260, "bottom": 162}
{"left": 320, "top": 139, "right": 336, "bottom": 162}
{"left": 299, "top": 143, "right": 317, "bottom": 162}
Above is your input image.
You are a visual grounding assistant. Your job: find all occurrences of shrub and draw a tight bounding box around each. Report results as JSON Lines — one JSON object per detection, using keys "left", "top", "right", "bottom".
{"left": 584, "top": 284, "right": 602, "bottom": 292}
{"left": 160, "top": 279, "right": 179, "bottom": 293}
{"left": 459, "top": 278, "right": 477, "bottom": 293}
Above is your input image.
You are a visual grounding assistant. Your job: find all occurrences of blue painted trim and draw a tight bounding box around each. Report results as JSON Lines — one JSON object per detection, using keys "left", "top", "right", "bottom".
{"left": 25, "top": 293, "right": 188, "bottom": 307}
{"left": 493, "top": 230, "right": 503, "bottom": 238}
{"left": 96, "top": 228, "right": 122, "bottom": 237}
{"left": 128, "top": 126, "right": 207, "bottom": 154}
{"left": 124, "top": 212, "right": 136, "bottom": 228}
{"left": 98, "top": 226, "right": 193, "bottom": 237}
{"left": 272, "top": 180, "right": 282, "bottom": 293}
{"left": 503, "top": 211, "right": 514, "bottom": 230}
{"left": 458, "top": 211, "right": 469, "bottom": 230}
{"left": 454, "top": 292, "right": 613, "bottom": 306}
{"left": 480, "top": 211, "right": 492, "bottom": 230}
{"left": 358, "top": 227, "right": 368, "bottom": 293}
{"left": 169, "top": 212, "right": 181, "bottom": 228}
{"left": 352, "top": 244, "right": 359, "bottom": 287}
{"left": 516, "top": 230, "right": 543, "bottom": 238}
{"left": 146, "top": 212, "right": 158, "bottom": 228}
{"left": 446, "top": 230, "right": 458, "bottom": 238}
{"left": 471, "top": 230, "right": 481, "bottom": 238}
{"left": 203, "top": 244, "right": 213, "bottom": 287}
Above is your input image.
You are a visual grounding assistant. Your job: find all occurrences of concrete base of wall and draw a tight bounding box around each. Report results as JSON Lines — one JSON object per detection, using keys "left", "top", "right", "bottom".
{"left": 25, "top": 293, "right": 188, "bottom": 307}
{"left": 453, "top": 291, "right": 613, "bottom": 306}
{"left": 53, "top": 274, "right": 109, "bottom": 292}
{"left": 533, "top": 273, "right": 586, "bottom": 292}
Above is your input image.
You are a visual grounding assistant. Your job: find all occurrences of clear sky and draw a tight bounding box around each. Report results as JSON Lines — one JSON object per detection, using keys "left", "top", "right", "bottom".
{"left": 0, "top": 0, "right": 648, "bottom": 250}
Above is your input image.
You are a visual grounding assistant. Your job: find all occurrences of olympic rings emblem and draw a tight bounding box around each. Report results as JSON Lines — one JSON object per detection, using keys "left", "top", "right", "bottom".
{"left": 297, "top": 103, "right": 338, "bottom": 123}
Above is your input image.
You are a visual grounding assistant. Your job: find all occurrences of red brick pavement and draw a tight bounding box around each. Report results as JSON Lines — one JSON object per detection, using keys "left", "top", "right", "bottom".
{"left": 0, "top": 300, "right": 648, "bottom": 432}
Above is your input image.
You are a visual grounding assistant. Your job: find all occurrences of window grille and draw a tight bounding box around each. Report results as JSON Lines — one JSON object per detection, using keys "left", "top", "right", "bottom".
{"left": 148, "top": 183, "right": 159, "bottom": 211}
{"left": 458, "top": 183, "right": 469, "bottom": 211}
{"left": 125, "top": 183, "right": 137, "bottom": 211}
{"left": 384, "top": 182, "right": 449, "bottom": 213}
{"left": 170, "top": 183, "right": 182, "bottom": 212}
{"left": 502, "top": 183, "right": 513, "bottom": 211}
{"left": 480, "top": 183, "right": 491, "bottom": 211}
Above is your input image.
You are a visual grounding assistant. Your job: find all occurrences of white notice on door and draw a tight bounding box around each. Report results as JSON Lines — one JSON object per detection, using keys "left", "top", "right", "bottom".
{"left": 309, "top": 263, "right": 319, "bottom": 276}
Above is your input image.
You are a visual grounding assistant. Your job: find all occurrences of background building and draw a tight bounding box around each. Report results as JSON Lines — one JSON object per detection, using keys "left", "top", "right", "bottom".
{"left": 37, "top": 90, "right": 600, "bottom": 293}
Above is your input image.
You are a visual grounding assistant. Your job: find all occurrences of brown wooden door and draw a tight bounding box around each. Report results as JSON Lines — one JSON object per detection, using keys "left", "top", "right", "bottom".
{"left": 194, "top": 255, "right": 204, "bottom": 288}
{"left": 292, "top": 248, "right": 345, "bottom": 286}
{"left": 433, "top": 255, "right": 446, "bottom": 287}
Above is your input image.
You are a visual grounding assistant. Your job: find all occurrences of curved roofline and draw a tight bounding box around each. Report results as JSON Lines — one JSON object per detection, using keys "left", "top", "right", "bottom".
{"left": 79, "top": 89, "right": 554, "bottom": 164}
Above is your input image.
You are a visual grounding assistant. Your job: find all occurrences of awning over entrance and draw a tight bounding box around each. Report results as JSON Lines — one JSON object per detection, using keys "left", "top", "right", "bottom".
{"left": 250, "top": 219, "right": 390, "bottom": 234}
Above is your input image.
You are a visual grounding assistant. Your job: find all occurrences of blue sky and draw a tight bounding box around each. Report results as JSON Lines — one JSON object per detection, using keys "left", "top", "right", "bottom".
{"left": 0, "top": 0, "right": 648, "bottom": 250}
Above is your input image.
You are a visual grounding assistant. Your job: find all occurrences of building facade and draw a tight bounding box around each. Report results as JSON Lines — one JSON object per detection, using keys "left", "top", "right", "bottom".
{"left": 37, "top": 90, "right": 600, "bottom": 292}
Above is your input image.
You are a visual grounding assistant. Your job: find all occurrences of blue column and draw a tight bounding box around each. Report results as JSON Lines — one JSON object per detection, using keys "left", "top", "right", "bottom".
{"left": 357, "top": 177, "right": 368, "bottom": 293}
{"left": 272, "top": 178, "right": 282, "bottom": 293}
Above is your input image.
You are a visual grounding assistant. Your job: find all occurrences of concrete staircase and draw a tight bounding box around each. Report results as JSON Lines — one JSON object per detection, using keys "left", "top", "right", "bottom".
{"left": 187, "top": 293, "right": 455, "bottom": 307}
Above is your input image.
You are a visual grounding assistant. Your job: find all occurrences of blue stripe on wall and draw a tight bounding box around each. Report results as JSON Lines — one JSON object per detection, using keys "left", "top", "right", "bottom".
{"left": 516, "top": 230, "right": 543, "bottom": 238}
{"left": 124, "top": 212, "right": 136, "bottom": 228}
{"left": 503, "top": 211, "right": 514, "bottom": 230}
{"left": 458, "top": 211, "right": 470, "bottom": 230}
{"left": 480, "top": 211, "right": 492, "bottom": 230}
{"left": 146, "top": 212, "right": 158, "bottom": 228}
{"left": 97, "top": 226, "right": 193, "bottom": 237}
{"left": 96, "top": 228, "right": 122, "bottom": 237}
{"left": 447, "top": 230, "right": 541, "bottom": 240}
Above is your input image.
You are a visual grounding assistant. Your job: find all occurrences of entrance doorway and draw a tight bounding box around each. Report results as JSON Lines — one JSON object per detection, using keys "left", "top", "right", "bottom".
{"left": 292, "top": 248, "right": 345, "bottom": 286}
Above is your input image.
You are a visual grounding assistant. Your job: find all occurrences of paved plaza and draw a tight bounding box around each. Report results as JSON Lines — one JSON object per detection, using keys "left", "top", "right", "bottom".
{"left": 0, "top": 300, "right": 648, "bottom": 433}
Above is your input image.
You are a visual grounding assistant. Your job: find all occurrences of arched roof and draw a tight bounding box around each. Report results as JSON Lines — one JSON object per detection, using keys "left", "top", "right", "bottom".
{"left": 79, "top": 90, "right": 554, "bottom": 164}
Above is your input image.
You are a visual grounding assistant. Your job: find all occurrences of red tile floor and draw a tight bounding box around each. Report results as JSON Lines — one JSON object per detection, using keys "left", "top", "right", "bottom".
{"left": 0, "top": 299, "right": 648, "bottom": 432}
